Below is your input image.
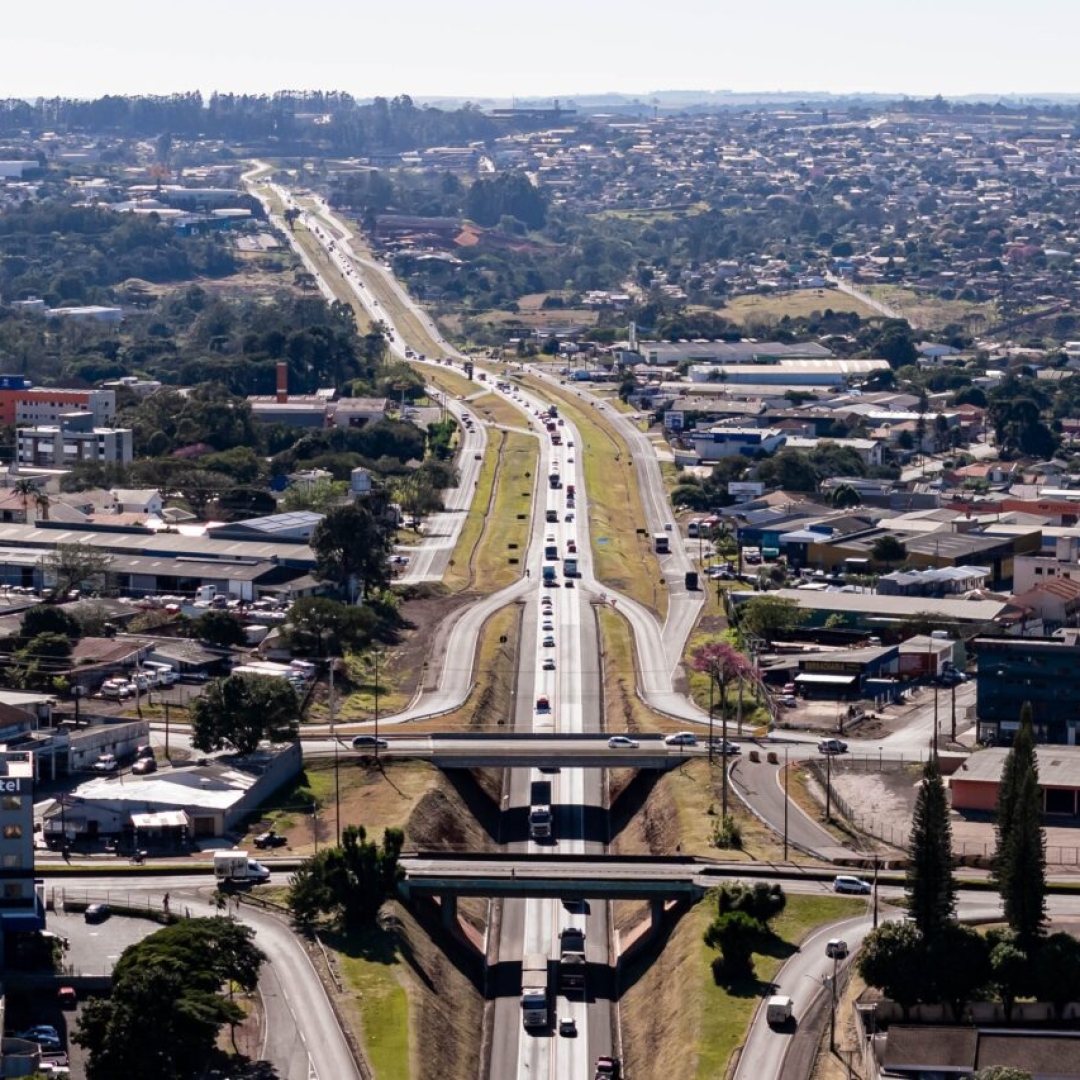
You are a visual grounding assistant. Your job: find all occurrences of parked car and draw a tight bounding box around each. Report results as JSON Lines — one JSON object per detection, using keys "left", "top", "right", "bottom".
{"left": 131, "top": 757, "right": 157, "bottom": 775}
{"left": 833, "top": 875, "right": 871, "bottom": 895}
{"left": 778, "top": 695, "right": 798, "bottom": 707}
{"left": 92, "top": 754, "right": 118, "bottom": 773}
{"left": 664, "top": 732, "right": 698, "bottom": 746}
{"left": 254, "top": 830, "right": 288, "bottom": 849}
{"left": 84, "top": 903, "right": 111, "bottom": 923}
{"left": 818, "top": 739, "right": 849, "bottom": 755}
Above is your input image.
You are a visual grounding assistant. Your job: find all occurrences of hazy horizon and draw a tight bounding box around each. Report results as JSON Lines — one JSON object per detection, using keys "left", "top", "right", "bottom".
{"left": 6, "top": 0, "right": 1080, "bottom": 105}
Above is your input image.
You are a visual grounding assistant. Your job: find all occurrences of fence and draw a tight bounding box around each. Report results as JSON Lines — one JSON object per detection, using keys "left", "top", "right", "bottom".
{"left": 807, "top": 760, "right": 912, "bottom": 853}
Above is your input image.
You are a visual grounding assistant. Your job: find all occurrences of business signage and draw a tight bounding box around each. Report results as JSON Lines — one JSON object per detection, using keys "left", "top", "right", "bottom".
{"left": 728, "top": 481, "right": 765, "bottom": 501}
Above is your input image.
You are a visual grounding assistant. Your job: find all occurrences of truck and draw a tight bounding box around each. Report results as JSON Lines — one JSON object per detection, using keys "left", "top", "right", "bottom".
{"left": 654, "top": 532, "right": 670, "bottom": 554}
{"left": 542, "top": 565, "right": 557, "bottom": 586}
{"left": 766, "top": 995, "right": 794, "bottom": 1026}
{"left": 563, "top": 557, "right": 579, "bottom": 578}
{"left": 529, "top": 779, "right": 553, "bottom": 840}
{"left": 213, "top": 850, "right": 271, "bottom": 887}
{"left": 558, "top": 927, "right": 587, "bottom": 992}
{"left": 594, "top": 1058, "right": 622, "bottom": 1080}
{"left": 548, "top": 472, "right": 561, "bottom": 489}
{"left": 520, "top": 953, "right": 550, "bottom": 1028}
{"left": 547, "top": 404, "right": 558, "bottom": 418}
{"left": 545, "top": 544, "right": 559, "bottom": 561}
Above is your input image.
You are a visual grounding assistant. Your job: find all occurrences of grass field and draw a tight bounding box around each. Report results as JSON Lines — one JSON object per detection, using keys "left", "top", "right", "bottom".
{"left": 289, "top": 222, "right": 373, "bottom": 330}
{"left": 469, "top": 391, "right": 532, "bottom": 430}
{"left": 718, "top": 288, "right": 877, "bottom": 324}
{"left": 445, "top": 436, "right": 499, "bottom": 593}
{"left": 860, "top": 284, "right": 997, "bottom": 332}
{"left": 331, "top": 924, "right": 412, "bottom": 1080}
{"left": 411, "top": 362, "right": 479, "bottom": 402}
{"left": 523, "top": 377, "right": 666, "bottom": 619}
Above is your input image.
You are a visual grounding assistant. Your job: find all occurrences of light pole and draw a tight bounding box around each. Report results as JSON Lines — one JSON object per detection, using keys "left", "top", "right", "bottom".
{"left": 829, "top": 951, "right": 839, "bottom": 1053}
{"left": 721, "top": 681, "right": 730, "bottom": 823}
{"left": 329, "top": 657, "right": 340, "bottom": 845}
{"left": 708, "top": 679, "right": 715, "bottom": 767}
{"left": 825, "top": 749, "right": 833, "bottom": 823}
{"left": 783, "top": 745, "right": 790, "bottom": 861}
{"left": 373, "top": 649, "right": 381, "bottom": 762}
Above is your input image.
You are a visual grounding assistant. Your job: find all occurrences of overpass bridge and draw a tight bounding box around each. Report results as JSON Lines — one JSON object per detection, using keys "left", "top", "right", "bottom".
{"left": 352, "top": 732, "right": 712, "bottom": 771}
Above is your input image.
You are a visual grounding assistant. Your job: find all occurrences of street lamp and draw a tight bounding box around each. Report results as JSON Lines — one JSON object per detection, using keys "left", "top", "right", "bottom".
{"left": 783, "top": 746, "right": 790, "bottom": 861}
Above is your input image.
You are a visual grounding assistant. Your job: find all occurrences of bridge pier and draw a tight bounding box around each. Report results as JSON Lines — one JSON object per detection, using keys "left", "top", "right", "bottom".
{"left": 440, "top": 893, "right": 458, "bottom": 931}
{"left": 651, "top": 897, "right": 666, "bottom": 933}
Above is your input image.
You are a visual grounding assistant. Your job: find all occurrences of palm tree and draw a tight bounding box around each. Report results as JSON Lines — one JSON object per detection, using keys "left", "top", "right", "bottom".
{"left": 13, "top": 478, "right": 35, "bottom": 522}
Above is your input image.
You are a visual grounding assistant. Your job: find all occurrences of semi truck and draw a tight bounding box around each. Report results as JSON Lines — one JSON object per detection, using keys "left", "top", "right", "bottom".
{"left": 542, "top": 565, "right": 557, "bottom": 586}
{"left": 213, "top": 850, "right": 271, "bottom": 887}
{"left": 559, "top": 927, "right": 587, "bottom": 992}
{"left": 529, "top": 779, "right": 553, "bottom": 840}
{"left": 521, "top": 953, "right": 550, "bottom": 1028}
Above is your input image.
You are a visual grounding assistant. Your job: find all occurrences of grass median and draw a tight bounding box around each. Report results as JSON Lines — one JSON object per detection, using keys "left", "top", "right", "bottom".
{"left": 523, "top": 377, "right": 666, "bottom": 619}
{"left": 446, "top": 429, "right": 536, "bottom": 594}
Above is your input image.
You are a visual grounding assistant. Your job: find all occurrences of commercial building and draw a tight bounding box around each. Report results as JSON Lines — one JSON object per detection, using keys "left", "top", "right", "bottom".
{"left": 974, "top": 631, "right": 1080, "bottom": 744}
{"left": 16, "top": 420, "right": 133, "bottom": 467}
{"left": 689, "top": 426, "right": 786, "bottom": 461}
{"left": 0, "top": 750, "right": 43, "bottom": 936}
{"left": 0, "top": 385, "right": 115, "bottom": 427}
{"left": 951, "top": 745, "right": 1080, "bottom": 816}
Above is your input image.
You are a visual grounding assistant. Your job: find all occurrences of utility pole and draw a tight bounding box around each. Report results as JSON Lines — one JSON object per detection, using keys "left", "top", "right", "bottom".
{"left": 374, "top": 650, "right": 381, "bottom": 760}
{"left": 783, "top": 745, "right": 790, "bottom": 861}
{"left": 721, "top": 682, "right": 730, "bottom": 823}
{"left": 829, "top": 951, "right": 839, "bottom": 1053}
{"left": 825, "top": 749, "right": 833, "bottom": 822}
{"left": 872, "top": 855, "right": 880, "bottom": 929}
{"left": 708, "top": 679, "right": 715, "bottom": 767}
{"left": 950, "top": 678, "right": 957, "bottom": 743}
{"left": 330, "top": 658, "right": 340, "bottom": 845}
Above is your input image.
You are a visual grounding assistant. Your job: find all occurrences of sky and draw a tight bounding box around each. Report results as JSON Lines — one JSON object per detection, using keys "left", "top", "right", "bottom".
{"left": 6, "top": 0, "right": 1080, "bottom": 102}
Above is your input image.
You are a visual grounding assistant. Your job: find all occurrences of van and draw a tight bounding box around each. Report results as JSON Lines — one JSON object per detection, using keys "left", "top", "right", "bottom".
{"left": 766, "top": 995, "right": 794, "bottom": 1025}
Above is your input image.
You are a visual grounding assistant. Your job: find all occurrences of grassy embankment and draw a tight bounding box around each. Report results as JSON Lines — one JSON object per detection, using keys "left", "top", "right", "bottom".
{"left": 523, "top": 376, "right": 667, "bottom": 620}
{"left": 621, "top": 893, "right": 863, "bottom": 1080}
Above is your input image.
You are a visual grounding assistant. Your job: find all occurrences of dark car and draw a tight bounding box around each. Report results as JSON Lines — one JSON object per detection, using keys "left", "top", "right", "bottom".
{"left": 84, "top": 903, "right": 111, "bottom": 923}
{"left": 254, "top": 830, "right": 288, "bottom": 850}
{"left": 131, "top": 757, "right": 157, "bottom": 775}
{"left": 352, "top": 735, "right": 388, "bottom": 750}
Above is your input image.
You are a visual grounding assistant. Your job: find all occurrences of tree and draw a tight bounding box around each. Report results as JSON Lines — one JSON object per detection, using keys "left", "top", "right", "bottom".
{"left": 988, "top": 931, "right": 1031, "bottom": 1022}
{"left": 287, "top": 597, "right": 378, "bottom": 655}
{"left": 717, "top": 882, "right": 786, "bottom": 927}
{"left": 1032, "top": 932, "right": 1080, "bottom": 1020}
{"left": 925, "top": 923, "right": 990, "bottom": 1020}
{"left": 973, "top": 1069, "right": 1032, "bottom": 1080}
{"left": 74, "top": 917, "right": 264, "bottom": 1080}
{"left": 703, "top": 909, "right": 764, "bottom": 983}
{"left": 857, "top": 920, "right": 926, "bottom": 1018}
{"left": 191, "top": 674, "right": 300, "bottom": 755}
{"left": 20, "top": 604, "right": 81, "bottom": 641}
{"left": 995, "top": 706, "right": 1047, "bottom": 946}
{"left": 829, "top": 483, "right": 862, "bottom": 509}
{"left": 906, "top": 757, "right": 957, "bottom": 941}
{"left": 287, "top": 825, "right": 404, "bottom": 930}
{"left": 191, "top": 610, "right": 247, "bottom": 648}
{"left": 736, "top": 595, "right": 807, "bottom": 644}
{"left": 279, "top": 477, "right": 349, "bottom": 514}
{"left": 870, "top": 534, "right": 907, "bottom": 570}
{"left": 37, "top": 543, "right": 113, "bottom": 599}
{"left": 691, "top": 641, "right": 752, "bottom": 718}
{"left": 311, "top": 501, "right": 393, "bottom": 602}
{"left": 756, "top": 449, "right": 820, "bottom": 492}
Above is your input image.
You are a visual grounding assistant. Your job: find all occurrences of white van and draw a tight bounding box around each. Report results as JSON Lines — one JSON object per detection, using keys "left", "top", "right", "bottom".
{"left": 766, "top": 995, "right": 794, "bottom": 1026}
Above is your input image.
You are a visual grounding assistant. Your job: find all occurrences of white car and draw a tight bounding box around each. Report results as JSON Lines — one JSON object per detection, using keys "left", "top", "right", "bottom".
{"left": 664, "top": 732, "right": 698, "bottom": 747}
{"left": 92, "top": 754, "right": 118, "bottom": 773}
{"left": 608, "top": 736, "right": 640, "bottom": 749}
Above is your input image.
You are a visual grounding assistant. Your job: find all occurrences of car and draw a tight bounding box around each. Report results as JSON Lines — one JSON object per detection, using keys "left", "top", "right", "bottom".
{"left": 474, "top": 453, "right": 481, "bottom": 460}
{"left": 567, "top": 540, "right": 577, "bottom": 553}
{"left": 543, "top": 658, "right": 556, "bottom": 671}
{"left": 782, "top": 682, "right": 797, "bottom": 694}
{"left": 663, "top": 522, "right": 674, "bottom": 531}
{"left": 542, "top": 620, "right": 554, "bottom": 631}
{"left": 565, "top": 513, "right": 575, "bottom": 522}
{"left": 818, "top": 738, "right": 849, "bottom": 754}
{"left": 608, "top": 736, "right": 640, "bottom": 749}
{"left": 826, "top": 938, "right": 849, "bottom": 958}
{"left": 542, "top": 635, "right": 556, "bottom": 647}
{"left": 833, "top": 875, "right": 871, "bottom": 895}
{"left": 84, "top": 903, "right": 111, "bottom": 923}
{"left": 134, "top": 744, "right": 154, "bottom": 760}
{"left": 709, "top": 739, "right": 741, "bottom": 755}
{"left": 254, "top": 829, "right": 288, "bottom": 850}
{"left": 131, "top": 757, "right": 157, "bottom": 775}
{"left": 352, "top": 735, "right": 389, "bottom": 750}
{"left": 778, "top": 695, "right": 798, "bottom": 707}
{"left": 567, "top": 440, "right": 574, "bottom": 447}
{"left": 535, "top": 696, "right": 551, "bottom": 711}
{"left": 17, "top": 1025, "right": 59, "bottom": 1043}
{"left": 559, "top": 1016, "right": 577, "bottom": 1037}
{"left": 664, "top": 732, "right": 698, "bottom": 746}
{"left": 92, "top": 754, "right": 118, "bottom": 773}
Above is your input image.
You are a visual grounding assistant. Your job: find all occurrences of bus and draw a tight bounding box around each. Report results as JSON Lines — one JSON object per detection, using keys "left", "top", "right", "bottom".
{"left": 654, "top": 533, "right": 670, "bottom": 554}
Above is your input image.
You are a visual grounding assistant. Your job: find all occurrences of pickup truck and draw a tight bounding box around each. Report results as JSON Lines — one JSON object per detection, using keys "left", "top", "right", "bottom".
{"left": 594, "top": 1057, "right": 622, "bottom": 1079}
{"left": 253, "top": 830, "right": 288, "bottom": 850}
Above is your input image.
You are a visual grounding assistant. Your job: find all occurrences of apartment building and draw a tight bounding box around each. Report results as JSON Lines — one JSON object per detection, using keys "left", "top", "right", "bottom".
{"left": 3, "top": 387, "right": 115, "bottom": 427}
{"left": 17, "top": 422, "right": 133, "bottom": 468}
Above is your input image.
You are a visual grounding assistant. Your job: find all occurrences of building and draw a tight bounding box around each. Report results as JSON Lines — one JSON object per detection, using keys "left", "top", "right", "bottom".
{"left": 45, "top": 305, "right": 123, "bottom": 324}
{"left": 327, "top": 398, "right": 390, "bottom": 428}
{"left": 974, "top": 631, "right": 1080, "bottom": 744}
{"left": 951, "top": 745, "right": 1080, "bottom": 816}
{"left": 110, "top": 489, "right": 163, "bottom": 516}
{"left": 11, "top": 386, "right": 114, "bottom": 423}
{"left": 0, "top": 750, "right": 43, "bottom": 937}
{"left": 690, "top": 427, "right": 786, "bottom": 461}
{"left": 17, "top": 421, "right": 133, "bottom": 467}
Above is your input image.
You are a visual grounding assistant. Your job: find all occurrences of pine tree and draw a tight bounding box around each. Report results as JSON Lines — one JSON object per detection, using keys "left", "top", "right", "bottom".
{"left": 995, "top": 702, "right": 1035, "bottom": 863}
{"left": 1000, "top": 766, "right": 1047, "bottom": 945}
{"left": 906, "top": 756, "right": 956, "bottom": 940}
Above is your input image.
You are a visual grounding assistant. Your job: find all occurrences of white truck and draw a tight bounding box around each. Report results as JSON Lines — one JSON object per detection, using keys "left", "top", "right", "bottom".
{"left": 766, "top": 995, "right": 794, "bottom": 1026}
{"left": 520, "top": 952, "right": 550, "bottom": 1029}
{"left": 213, "top": 850, "right": 270, "bottom": 887}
